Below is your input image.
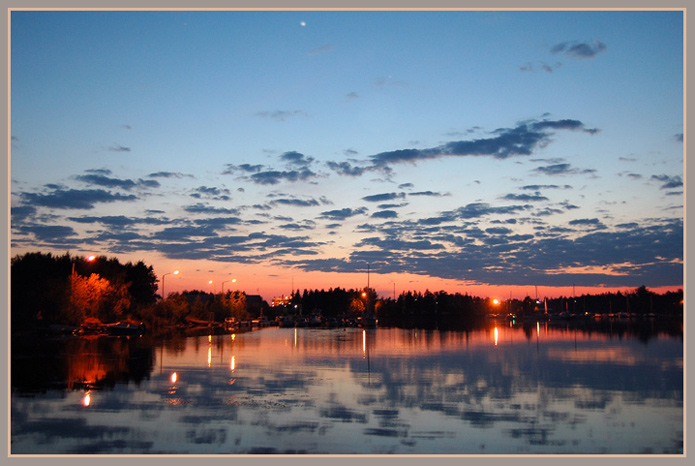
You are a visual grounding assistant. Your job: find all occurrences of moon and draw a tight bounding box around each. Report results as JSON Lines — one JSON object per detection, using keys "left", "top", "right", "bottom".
{"left": 300, "top": 21, "right": 306, "bottom": 27}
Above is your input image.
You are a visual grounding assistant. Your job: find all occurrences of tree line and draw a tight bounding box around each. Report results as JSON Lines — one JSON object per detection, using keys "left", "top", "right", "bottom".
{"left": 10, "top": 252, "right": 683, "bottom": 335}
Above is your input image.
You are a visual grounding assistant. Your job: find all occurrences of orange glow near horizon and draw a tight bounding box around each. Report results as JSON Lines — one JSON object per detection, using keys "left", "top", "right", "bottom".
{"left": 31, "top": 250, "right": 681, "bottom": 303}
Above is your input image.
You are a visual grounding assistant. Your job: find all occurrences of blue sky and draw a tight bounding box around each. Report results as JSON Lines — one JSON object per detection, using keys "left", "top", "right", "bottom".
{"left": 10, "top": 9, "right": 684, "bottom": 300}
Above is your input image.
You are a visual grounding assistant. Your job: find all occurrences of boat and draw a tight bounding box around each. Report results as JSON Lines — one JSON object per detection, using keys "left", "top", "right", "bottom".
{"left": 105, "top": 321, "right": 145, "bottom": 337}
{"left": 358, "top": 315, "right": 377, "bottom": 328}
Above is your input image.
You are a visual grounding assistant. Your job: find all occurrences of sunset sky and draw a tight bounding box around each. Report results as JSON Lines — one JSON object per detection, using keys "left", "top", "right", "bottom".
{"left": 10, "top": 9, "right": 684, "bottom": 301}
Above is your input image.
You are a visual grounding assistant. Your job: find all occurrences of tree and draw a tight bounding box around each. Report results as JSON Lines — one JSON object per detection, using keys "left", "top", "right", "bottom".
{"left": 67, "top": 272, "right": 131, "bottom": 324}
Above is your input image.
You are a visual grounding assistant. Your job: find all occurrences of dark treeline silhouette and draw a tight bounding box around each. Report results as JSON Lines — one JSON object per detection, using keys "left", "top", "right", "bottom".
{"left": 12, "top": 252, "right": 157, "bottom": 331}
{"left": 11, "top": 252, "right": 683, "bottom": 336}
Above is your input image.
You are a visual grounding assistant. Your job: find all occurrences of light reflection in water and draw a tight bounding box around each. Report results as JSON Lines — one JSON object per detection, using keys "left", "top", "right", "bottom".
{"left": 362, "top": 329, "right": 366, "bottom": 356}
{"left": 10, "top": 326, "right": 683, "bottom": 455}
{"left": 81, "top": 392, "right": 91, "bottom": 407}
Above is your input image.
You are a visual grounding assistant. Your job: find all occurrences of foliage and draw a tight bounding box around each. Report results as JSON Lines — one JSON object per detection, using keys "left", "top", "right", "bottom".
{"left": 11, "top": 252, "right": 157, "bottom": 330}
{"left": 11, "top": 251, "right": 683, "bottom": 334}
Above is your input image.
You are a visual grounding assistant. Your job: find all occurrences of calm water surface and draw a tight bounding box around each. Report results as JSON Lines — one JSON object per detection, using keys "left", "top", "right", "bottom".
{"left": 11, "top": 323, "right": 683, "bottom": 455}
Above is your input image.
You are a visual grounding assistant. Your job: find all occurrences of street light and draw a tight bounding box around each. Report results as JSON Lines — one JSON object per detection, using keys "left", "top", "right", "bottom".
{"left": 221, "top": 278, "right": 237, "bottom": 294}
{"left": 161, "top": 270, "right": 179, "bottom": 299}
{"left": 72, "top": 254, "right": 96, "bottom": 274}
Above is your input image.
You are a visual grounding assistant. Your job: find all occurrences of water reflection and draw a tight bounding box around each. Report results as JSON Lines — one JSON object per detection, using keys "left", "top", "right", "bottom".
{"left": 11, "top": 323, "right": 683, "bottom": 455}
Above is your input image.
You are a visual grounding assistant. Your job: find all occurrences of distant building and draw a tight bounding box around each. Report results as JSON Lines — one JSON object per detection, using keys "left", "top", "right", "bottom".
{"left": 271, "top": 295, "right": 292, "bottom": 307}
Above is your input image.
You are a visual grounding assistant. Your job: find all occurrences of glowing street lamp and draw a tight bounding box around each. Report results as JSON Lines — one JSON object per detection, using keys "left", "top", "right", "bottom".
{"left": 221, "top": 278, "right": 237, "bottom": 294}
{"left": 72, "top": 254, "right": 96, "bottom": 274}
{"left": 161, "top": 270, "right": 179, "bottom": 299}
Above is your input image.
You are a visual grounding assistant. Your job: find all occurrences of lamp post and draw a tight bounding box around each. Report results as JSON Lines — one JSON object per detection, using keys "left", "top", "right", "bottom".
{"left": 161, "top": 270, "right": 179, "bottom": 300}
{"left": 221, "top": 278, "right": 237, "bottom": 294}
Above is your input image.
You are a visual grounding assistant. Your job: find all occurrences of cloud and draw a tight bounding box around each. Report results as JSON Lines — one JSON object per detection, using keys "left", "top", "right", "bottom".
{"left": 222, "top": 163, "right": 264, "bottom": 175}
{"left": 455, "top": 202, "right": 531, "bottom": 219}
{"left": 568, "top": 218, "right": 606, "bottom": 229}
{"left": 249, "top": 169, "right": 317, "bottom": 185}
{"left": 371, "top": 210, "right": 398, "bottom": 219}
{"left": 651, "top": 175, "right": 683, "bottom": 190}
{"left": 362, "top": 192, "right": 405, "bottom": 203}
{"left": 20, "top": 188, "right": 138, "bottom": 210}
{"left": 326, "top": 161, "right": 370, "bottom": 177}
{"left": 269, "top": 197, "right": 320, "bottom": 207}
{"left": 551, "top": 40, "right": 607, "bottom": 58}
{"left": 108, "top": 144, "right": 131, "bottom": 152}
{"left": 190, "top": 186, "right": 231, "bottom": 201}
{"left": 16, "top": 225, "right": 78, "bottom": 242}
{"left": 369, "top": 119, "right": 598, "bottom": 167}
{"left": 255, "top": 110, "right": 307, "bottom": 122}
{"left": 533, "top": 163, "right": 596, "bottom": 176}
{"left": 503, "top": 193, "right": 549, "bottom": 202}
{"left": 184, "top": 203, "right": 240, "bottom": 215}
{"left": 409, "top": 191, "right": 448, "bottom": 197}
{"left": 68, "top": 215, "right": 169, "bottom": 227}
{"left": 519, "top": 61, "right": 561, "bottom": 73}
{"left": 11, "top": 205, "right": 37, "bottom": 222}
{"left": 285, "top": 217, "right": 681, "bottom": 287}
{"left": 281, "top": 151, "right": 314, "bottom": 167}
{"left": 75, "top": 174, "right": 160, "bottom": 190}
{"left": 148, "top": 171, "right": 194, "bottom": 179}
{"left": 345, "top": 92, "right": 359, "bottom": 100}
{"left": 318, "top": 207, "right": 368, "bottom": 220}
{"left": 521, "top": 184, "right": 571, "bottom": 190}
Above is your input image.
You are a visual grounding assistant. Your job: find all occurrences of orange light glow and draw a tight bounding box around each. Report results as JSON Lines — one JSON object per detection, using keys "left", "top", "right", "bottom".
{"left": 82, "top": 393, "right": 91, "bottom": 407}
{"left": 230, "top": 356, "right": 235, "bottom": 371}
{"left": 362, "top": 329, "right": 366, "bottom": 355}
{"left": 494, "top": 327, "right": 499, "bottom": 346}
{"left": 86, "top": 255, "right": 96, "bottom": 262}
{"left": 171, "top": 372, "right": 177, "bottom": 383}
{"left": 207, "top": 347, "right": 212, "bottom": 367}
{"left": 492, "top": 298, "right": 500, "bottom": 305}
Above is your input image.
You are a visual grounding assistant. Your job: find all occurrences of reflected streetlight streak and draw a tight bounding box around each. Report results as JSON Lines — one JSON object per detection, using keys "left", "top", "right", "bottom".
{"left": 82, "top": 392, "right": 91, "bottom": 407}
{"left": 171, "top": 372, "right": 177, "bottom": 384}
{"left": 494, "top": 327, "right": 499, "bottom": 346}
{"left": 363, "top": 329, "right": 366, "bottom": 356}
{"left": 230, "top": 356, "right": 235, "bottom": 371}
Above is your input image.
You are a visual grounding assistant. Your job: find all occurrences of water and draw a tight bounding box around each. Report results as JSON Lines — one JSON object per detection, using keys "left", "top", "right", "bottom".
{"left": 11, "top": 322, "right": 683, "bottom": 455}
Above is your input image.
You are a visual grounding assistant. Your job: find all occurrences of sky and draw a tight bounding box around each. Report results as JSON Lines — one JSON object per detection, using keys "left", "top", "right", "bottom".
{"left": 9, "top": 9, "right": 684, "bottom": 302}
